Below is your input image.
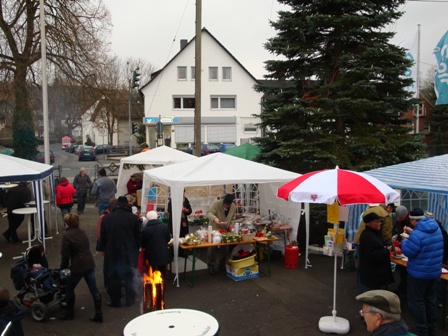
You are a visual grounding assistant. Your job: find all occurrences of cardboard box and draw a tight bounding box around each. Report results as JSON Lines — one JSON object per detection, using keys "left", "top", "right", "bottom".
{"left": 226, "top": 263, "right": 259, "bottom": 281}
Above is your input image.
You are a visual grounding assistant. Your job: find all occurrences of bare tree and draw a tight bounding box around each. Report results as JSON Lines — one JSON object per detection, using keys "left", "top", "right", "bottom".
{"left": 0, "top": 0, "right": 111, "bottom": 159}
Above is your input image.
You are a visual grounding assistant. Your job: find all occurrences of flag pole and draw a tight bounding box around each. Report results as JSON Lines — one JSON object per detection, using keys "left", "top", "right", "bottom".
{"left": 416, "top": 24, "right": 421, "bottom": 133}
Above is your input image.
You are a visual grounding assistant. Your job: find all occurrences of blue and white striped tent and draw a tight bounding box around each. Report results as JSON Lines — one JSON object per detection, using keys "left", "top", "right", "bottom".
{"left": 346, "top": 154, "right": 448, "bottom": 241}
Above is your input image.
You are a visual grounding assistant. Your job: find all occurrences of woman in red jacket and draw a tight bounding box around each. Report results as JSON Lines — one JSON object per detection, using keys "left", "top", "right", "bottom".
{"left": 55, "top": 177, "right": 76, "bottom": 225}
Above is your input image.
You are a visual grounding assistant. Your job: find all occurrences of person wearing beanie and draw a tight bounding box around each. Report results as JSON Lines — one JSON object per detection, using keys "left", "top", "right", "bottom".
{"left": 141, "top": 210, "right": 171, "bottom": 282}
{"left": 100, "top": 195, "right": 141, "bottom": 307}
{"left": 358, "top": 213, "right": 394, "bottom": 291}
{"left": 206, "top": 194, "right": 236, "bottom": 275}
{"left": 356, "top": 290, "right": 416, "bottom": 335}
{"left": 401, "top": 208, "right": 443, "bottom": 336}
{"left": 354, "top": 204, "right": 393, "bottom": 247}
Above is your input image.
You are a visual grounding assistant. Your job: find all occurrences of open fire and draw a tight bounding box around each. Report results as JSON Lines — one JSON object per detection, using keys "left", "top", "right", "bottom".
{"left": 142, "top": 266, "right": 165, "bottom": 313}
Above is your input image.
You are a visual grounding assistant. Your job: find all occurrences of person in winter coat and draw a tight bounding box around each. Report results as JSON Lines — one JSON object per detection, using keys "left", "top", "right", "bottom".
{"left": 91, "top": 168, "right": 117, "bottom": 215}
{"left": 100, "top": 196, "right": 141, "bottom": 308}
{"left": 0, "top": 287, "right": 24, "bottom": 336}
{"left": 3, "top": 182, "right": 31, "bottom": 243}
{"left": 126, "top": 174, "right": 142, "bottom": 198}
{"left": 55, "top": 177, "right": 76, "bottom": 224}
{"left": 358, "top": 212, "right": 394, "bottom": 291}
{"left": 73, "top": 167, "right": 92, "bottom": 215}
{"left": 59, "top": 213, "right": 102, "bottom": 323}
{"left": 141, "top": 211, "right": 171, "bottom": 282}
{"left": 356, "top": 290, "right": 416, "bottom": 336}
{"left": 401, "top": 208, "right": 443, "bottom": 336}
{"left": 167, "top": 195, "right": 192, "bottom": 238}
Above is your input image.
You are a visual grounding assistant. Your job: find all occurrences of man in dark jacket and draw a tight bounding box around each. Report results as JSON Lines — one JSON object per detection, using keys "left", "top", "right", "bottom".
{"left": 356, "top": 289, "right": 416, "bottom": 335}
{"left": 73, "top": 167, "right": 92, "bottom": 215}
{"left": 142, "top": 211, "right": 171, "bottom": 281}
{"left": 402, "top": 208, "right": 443, "bottom": 336}
{"left": 100, "top": 196, "right": 141, "bottom": 307}
{"left": 3, "top": 182, "right": 32, "bottom": 243}
{"left": 358, "top": 212, "right": 394, "bottom": 291}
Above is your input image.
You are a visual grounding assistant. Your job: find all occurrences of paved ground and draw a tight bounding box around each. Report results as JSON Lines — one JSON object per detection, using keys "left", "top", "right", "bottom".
{"left": 0, "top": 204, "right": 444, "bottom": 335}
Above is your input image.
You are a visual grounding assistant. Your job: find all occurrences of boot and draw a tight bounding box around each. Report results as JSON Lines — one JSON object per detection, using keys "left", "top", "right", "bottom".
{"left": 89, "top": 295, "right": 103, "bottom": 323}
{"left": 59, "top": 297, "right": 75, "bottom": 320}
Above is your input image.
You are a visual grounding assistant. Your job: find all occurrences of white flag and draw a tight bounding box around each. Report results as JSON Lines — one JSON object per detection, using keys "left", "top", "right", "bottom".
{"left": 398, "top": 32, "right": 418, "bottom": 98}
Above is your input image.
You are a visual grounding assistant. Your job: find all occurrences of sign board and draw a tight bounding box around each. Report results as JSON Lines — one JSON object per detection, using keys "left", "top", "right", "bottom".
{"left": 143, "top": 116, "right": 179, "bottom": 124}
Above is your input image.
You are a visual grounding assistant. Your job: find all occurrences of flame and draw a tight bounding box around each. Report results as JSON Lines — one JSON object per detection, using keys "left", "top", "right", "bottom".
{"left": 142, "top": 263, "right": 165, "bottom": 312}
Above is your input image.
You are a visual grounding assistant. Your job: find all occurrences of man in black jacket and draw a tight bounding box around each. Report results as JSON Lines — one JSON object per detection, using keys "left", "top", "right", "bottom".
{"left": 100, "top": 196, "right": 141, "bottom": 307}
{"left": 358, "top": 212, "right": 394, "bottom": 292}
{"left": 3, "top": 182, "right": 31, "bottom": 243}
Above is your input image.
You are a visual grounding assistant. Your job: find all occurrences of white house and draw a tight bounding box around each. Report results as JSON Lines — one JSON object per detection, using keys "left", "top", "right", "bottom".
{"left": 140, "top": 28, "right": 263, "bottom": 149}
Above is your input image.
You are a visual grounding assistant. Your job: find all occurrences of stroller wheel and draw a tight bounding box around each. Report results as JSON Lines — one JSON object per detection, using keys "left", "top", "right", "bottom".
{"left": 31, "top": 301, "right": 48, "bottom": 322}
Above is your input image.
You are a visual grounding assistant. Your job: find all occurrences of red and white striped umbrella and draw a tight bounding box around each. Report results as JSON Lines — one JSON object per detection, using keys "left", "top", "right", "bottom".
{"left": 277, "top": 166, "right": 400, "bottom": 205}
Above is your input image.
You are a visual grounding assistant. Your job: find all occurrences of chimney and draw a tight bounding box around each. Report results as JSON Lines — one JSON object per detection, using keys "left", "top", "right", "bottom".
{"left": 180, "top": 39, "right": 188, "bottom": 50}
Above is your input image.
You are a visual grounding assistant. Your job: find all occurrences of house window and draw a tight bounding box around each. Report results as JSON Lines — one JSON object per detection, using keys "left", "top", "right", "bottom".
{"left": 173, "top": 96, "right": 195, "bottom": 109}
{"left": 210, "top": 96, "right": 236, "bottom": 109}
{"left": 177, "top": 66, "right": 187, "bottom": 80}
{"left": 244, "top": 124, "right": 257, "bottom": 132}
{"left": 191, "top": 66, "right": 195, "bottom": 80}
{"left": 209, "top": 67, "right": 218, "bottom": 81}
{"left": 222, "top": 67, "right": 232, "bottom": 81}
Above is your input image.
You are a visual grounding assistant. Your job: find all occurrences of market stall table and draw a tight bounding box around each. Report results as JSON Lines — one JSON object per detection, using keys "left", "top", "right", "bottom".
{"left": 179, "top": 237, "right": 278, "bottom": 287}
{"left": 391, "top": 255, "right": 448, "bottom": 330}
{"left": 123, "top": 308, "right": 220, "bottom": 336}
{"left": 25, "top": 200, "right": 53, "bottom": 238}
{"left": 12, "top": 207, "right": 37, "bottom": 249}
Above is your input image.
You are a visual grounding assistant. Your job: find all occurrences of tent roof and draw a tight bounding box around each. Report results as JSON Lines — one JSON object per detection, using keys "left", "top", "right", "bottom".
{"left": 364, "top": 154, "right": 448, "bottom": 195}
{"left": 144, "top": 152, "right": 300, "bottom": 187}
{"left": 119, "top": 145, "right": 197, "bottom": 165}
{"left": 224, "top": 143, "right": 260, "bottom": 160}
{"left": 0, "top": 154, "right": 53, "bottom": 183}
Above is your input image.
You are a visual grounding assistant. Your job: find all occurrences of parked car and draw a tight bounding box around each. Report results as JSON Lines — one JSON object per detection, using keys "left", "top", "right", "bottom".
{"left": 36, "top": 150, "right": 55, "bottom": 164}
{"left": 179, "top": 144, "right": 220, "bottom": 156}
{"left": 78, "top": 147, "right": 96, "bottom": 161}
{"left": 94, "top": 144, "right": 114, "bottom": 155}
{"left": 219, "top": 143, "right": 236, "bottom": 152}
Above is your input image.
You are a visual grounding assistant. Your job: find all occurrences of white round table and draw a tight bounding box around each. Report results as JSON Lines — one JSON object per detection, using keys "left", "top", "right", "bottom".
{"left": 123, "top": 309, "right": 220, "bottom": 336}
{"left": 12, "top": 207, "right": 37, "bottom": 248}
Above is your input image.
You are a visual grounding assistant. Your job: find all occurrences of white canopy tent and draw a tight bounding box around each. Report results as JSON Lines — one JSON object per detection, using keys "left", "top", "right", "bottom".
{"left": 115, "top": 146, "right": 197, "bottom": 197}
{"left": 141, "top": 153, "right": 304, "bottom": 286}
{"left": 0, "top": 154, "right": 54, "bottom": 249}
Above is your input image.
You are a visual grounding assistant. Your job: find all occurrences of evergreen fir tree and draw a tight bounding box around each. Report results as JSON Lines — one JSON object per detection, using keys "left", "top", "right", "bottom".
{"left": 254, "top": 0, "right": 426, "bottom": 173}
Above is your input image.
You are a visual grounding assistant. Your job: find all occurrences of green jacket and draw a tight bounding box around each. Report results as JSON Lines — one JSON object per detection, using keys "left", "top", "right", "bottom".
{"left": 206, "top": 199, "right": 236, "bottom": 230}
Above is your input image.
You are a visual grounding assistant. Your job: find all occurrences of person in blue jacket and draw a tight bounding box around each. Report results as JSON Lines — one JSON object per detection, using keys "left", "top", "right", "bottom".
{"left": 401, "top": 208, "right": 443, "bottom": 336}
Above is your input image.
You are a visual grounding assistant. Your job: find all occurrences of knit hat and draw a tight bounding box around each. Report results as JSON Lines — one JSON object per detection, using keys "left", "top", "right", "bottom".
{"left": 356, "top": 290, "right": 401, "bottom": 314}
{"left": 395, "top": 206, "right": 408, "bottom": 220}
{"left": 146, "top": 210, "right": 158, "bottom": 221}
{"left": 424, "top": 211, "right": 434, "bottom": 219}
{"left": 363, "top": 212, "right": 382, "bottom": 224}
{"left": 409, "top": 208, "right": 425, "bottom": 220}
{"left": 223, "top": 194, "right": 235, "bottom": 205}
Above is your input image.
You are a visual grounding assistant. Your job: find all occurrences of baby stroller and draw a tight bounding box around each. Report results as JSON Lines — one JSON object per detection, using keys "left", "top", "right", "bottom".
{"left": 10, "top": 245, "right": 70, "bottom": 322}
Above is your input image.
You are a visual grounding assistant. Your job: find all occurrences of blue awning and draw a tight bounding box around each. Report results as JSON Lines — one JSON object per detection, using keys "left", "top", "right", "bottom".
{"left": 364, "top": 154, "right": 448, "bottom": 195}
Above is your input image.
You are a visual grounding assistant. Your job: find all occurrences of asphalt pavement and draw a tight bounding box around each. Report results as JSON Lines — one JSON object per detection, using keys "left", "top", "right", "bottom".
{"left": 0, "top": 203, "right": 437, "bottom": 336}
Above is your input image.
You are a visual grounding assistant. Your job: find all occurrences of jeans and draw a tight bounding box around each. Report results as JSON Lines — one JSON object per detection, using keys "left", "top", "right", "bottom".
{"left": 97, "top": 202, "right": 108, "bottom": 216}
{"left": 407, "top": 275, "right": 438, "bottom": 336}
{"left": 66, "top": 268, "right": 100, "bottom": 300}
{"left": 60, "top": 205, "right": 72, "bottom": 224}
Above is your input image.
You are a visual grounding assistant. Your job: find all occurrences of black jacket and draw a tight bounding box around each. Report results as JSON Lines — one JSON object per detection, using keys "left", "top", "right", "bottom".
{"left": 142, "top": 219, "right": 171, "bottom": 267}
{"left": 100, "top": 206, "right": 141, "bottom": 272}
{"left": 359, "top": 226, "right": 394, "bottom": 289}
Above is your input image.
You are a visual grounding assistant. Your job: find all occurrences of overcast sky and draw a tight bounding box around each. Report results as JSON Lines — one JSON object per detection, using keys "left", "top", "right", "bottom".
{"left": 106, "top": 0, "right": 448, "bottom": 81}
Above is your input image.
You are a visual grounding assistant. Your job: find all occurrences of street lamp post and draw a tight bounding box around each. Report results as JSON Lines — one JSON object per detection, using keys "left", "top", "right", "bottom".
{"left": 128, "top": 66, "right": 140, "bottom": 156}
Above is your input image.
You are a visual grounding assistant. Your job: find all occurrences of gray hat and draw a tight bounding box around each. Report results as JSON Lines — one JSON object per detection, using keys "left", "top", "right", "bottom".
{"left": 395, "top": 206, "right": 408, "bottom": 220}
{"left": 356, "top": 290, "right": 401, "bottom": 314}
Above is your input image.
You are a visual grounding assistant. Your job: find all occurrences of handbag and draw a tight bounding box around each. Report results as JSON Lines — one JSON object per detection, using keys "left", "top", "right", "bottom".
{"left": 95, "top": 239, "right": 103, "bottom": 252}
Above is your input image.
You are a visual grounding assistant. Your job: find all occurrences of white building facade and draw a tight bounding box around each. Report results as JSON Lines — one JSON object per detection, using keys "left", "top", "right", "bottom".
{"left": 140, "top": 28, "right": 263, "bottom": 149}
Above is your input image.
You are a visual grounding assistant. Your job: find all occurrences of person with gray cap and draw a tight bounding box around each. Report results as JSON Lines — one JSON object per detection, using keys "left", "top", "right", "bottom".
{"left": 356, "top": 289, "right": 416, "bottom": 335}
{"left": 401, "top": 208, "right": 443, "bottom": 336}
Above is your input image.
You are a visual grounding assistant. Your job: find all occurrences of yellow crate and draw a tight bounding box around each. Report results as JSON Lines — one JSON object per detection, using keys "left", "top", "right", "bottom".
{"left": 228, "top": 254, "right": 256, "bottom": 269}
